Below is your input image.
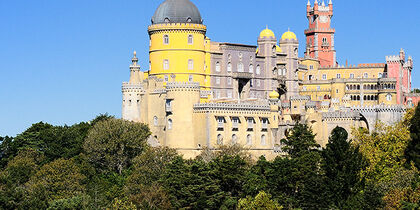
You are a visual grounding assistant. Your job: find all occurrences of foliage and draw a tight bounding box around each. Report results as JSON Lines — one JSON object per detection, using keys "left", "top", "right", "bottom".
{"left": 110, "top": 197, "right": 137, "bottom": 210}
{"left": 24, "top": 158, "right": 86, "bottom": 209}
{"left": 197, "top": 144, "right": 252, "bottom": 163}
{"left": 83, "top": 118, "right": 151, "bottom": 174}
{"left": 280, "top": 123, "right": 320, "bottom": 158}
{"left": 47, "top": 195, "right": 92, "bottom": 210}
{"left": 0, "top": 136, "right": 15, "bottom": 168}
{"left": 322, "top": 126, "right": 366, "bottom": 208}
{"left": 406, "top": 106, "right": 420, "bottom": 170}
{"left": 237, "top": 191, "right": 283, "bottom": 210}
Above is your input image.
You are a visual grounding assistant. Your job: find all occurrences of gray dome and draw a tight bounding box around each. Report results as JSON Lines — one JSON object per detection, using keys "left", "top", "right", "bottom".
{"left": 152, "top": 0, "right": 203, "bottom": 24}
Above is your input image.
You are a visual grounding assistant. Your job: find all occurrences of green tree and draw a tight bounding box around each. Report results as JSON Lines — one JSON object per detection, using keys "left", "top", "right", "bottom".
{"left": 0, "top": 149, "right": 44, "bottom": 209}
{"left": 237, "top": 191, "right": 282, "bottom": 210}
{"left": 47, "top": 195, "right": 93, "bottom": 210}
{"left": 24, "top": 158, "right": 86, "bottom": 209}
{"left": 83, "top": 118, "right": 151, "bottom": 174}
{"left": 281, "top": 123, "right": 320, "bottom": 158}
{"left": 406, "top": 105, "right": 420, "bottom": 170}
{"left": 0, "top": 136, "right": 15, "bottom": 168}
{"left": 322, "top": 126, "right": 366, "bottom": 208}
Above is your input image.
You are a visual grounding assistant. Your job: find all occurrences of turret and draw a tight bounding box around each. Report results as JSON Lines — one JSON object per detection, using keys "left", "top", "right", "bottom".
{"left": 129, "top": 51, "right": 142, "bottom": 84}
{"left": 400, "top": 48, "right": 405, "bottom": 62}
{"left": 307, "top": 0, "right": 311, "bottom": 15}
{"left": 329, "top": 0, "right": 333, "bottom": 11}
{"left": 122, "top": 51, "right": 144, "bottom": 122}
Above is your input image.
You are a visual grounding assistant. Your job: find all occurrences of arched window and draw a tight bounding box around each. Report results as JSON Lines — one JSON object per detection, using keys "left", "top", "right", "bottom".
{"left": 232, "top": 134, "right": 238, "bottom": 144}
{"left": 163, "top": 59, "right": 169, "bottom": 70}
{"left": 272, "top": 46, "right": 276, "bottom": 54}
{"left": 188, "top": 34, "right": 193, "bottom": 44}
{"left": 164, "top": 18, "right": 170, "bottom": 23}
{"left": 249, "top": 64, "right": 253, "bottom": 73}
{"left": 238, "top": 63, "right": 244, "bottom": 72}
{"left": 217, "top": 134, "right": 223, "bottom": 145}
{"left": 357, "top": 85, "right": 360, "bottom": 90}
{"left": 363, "top": 73, "right": 369, "bottom": 78}
{"left": 186, "top": 17, "right": 192, "bottom": 22}
{"left": 163, "top": 34, "right": 169, "bottom": 45}
{"left": 261, "top": 135, "right": 266, "bottom": 146}
{"left": 375, "top": 95, "right": 378, "bottom": 100}
{"left": 215, "top": 61, "right": 221, "bottom": 72}
{"left": 247, "top": 134, "right": 252, "bottom": 145}
{"left": 364, "top": 95, "right": 367, "bottom": 100}
{"left": 227, "top": 62, "right": 232, "bottom": 72}
{"left": 386, "top": 94, "right": 392, "bottom": 101}
{"left": 283, "top": 69, "right": 287, "bottom": 76}
{"left": 153, "top": 116, "right": 158, "bottom": 126}
{"left": 357, "top": 95, "right": 360, "bottom": 101}
{"left": 167, "top": 119, "right": 172, "bottom": 130}
{"left": 188, "top": 75, "right": 193, "bottom": 82}
{"left": 256, "top": 65, "right": 261, "bottom": 75}
{"left": 363, "top": 85, "right": 367, "bottom": 90}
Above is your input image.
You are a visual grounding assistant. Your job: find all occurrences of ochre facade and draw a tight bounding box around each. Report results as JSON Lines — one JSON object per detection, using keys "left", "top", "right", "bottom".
{"left": 122, "top": 0, "right": 419, "bottom": 159}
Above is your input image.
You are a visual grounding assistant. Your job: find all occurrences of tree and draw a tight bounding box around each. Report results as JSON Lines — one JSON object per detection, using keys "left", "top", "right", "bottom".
{"left": 237, "top": 191, "right": 283, "bottom": 210}
{"left": 83, "top": 118, "right": 151, "bottom": 174}
{"left": 0, "top": 149, "right": 44, "bottom": 209}
{"left": 24, "top": 158, "right": 86, "bottom": 209}
{"left": 321, "top": 126, "right": 366, "bottom": 208}
{"left": 406, "top": 105, "right": 420, "bottom": 170}
{"left": 0, "top": 136, "right": 15, "bottom": 168}
{"left": 281, "top": 123, "right": 320, "bottom": 158}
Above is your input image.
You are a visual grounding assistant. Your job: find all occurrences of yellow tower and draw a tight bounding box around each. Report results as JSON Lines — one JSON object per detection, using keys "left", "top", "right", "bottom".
{"left": 148, "top": 0, "right": 209, "bottom": 88}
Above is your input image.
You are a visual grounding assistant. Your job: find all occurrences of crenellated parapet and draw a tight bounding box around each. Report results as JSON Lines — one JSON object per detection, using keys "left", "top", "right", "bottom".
{"left": 322, "top": 111, "right": 360, "bottom": 121}
{"left": 193, "top": 103, "right": 270, "bottom": 112}
{"left": 305, "top": 101, "right": 317, "bottom": 108}
{"left": 166, "top": 82, "right": 200, "bottom": 91}
{"left": 148, "top": 23, "right": 207, "bottom": 34}
{"left": 351, "top": 105, "right": 406, "bottom": 113}
{"left": 386, "top": 55, "right": 402, "bottom": 63}
{"left": 290, "top": 95, "right": 311, "bottom": 101}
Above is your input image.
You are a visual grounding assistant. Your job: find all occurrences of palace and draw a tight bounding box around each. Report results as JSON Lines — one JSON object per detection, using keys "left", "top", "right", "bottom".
{"left": 121, "top": 0, "right": 420, "bottom": 159}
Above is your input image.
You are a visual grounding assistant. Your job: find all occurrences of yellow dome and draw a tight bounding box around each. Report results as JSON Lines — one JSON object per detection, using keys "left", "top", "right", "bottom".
{"left": 276, "top": 45, "right": 282, "bottom": 53}
{"left": 269, "top": 90, "right": 280, "bottom": 99}
{"left": 281, "top": 30, "right": 297, "bottom": 40}
{"left": 259, "top": 28, "right": 275, "bottom": 38}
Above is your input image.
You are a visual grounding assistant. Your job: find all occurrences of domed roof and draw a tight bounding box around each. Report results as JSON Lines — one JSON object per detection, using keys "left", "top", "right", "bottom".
{"left": 259, "top": 28, "right": 275, "bottom": 38}
{"left": 269, "top": 90, "right": 280, "bottom": 99}
{"left": 152, "top": 0, "right": 203, "bottom": 24}
{"left": 281, "top": 30, "right": 297, "bottom": 40}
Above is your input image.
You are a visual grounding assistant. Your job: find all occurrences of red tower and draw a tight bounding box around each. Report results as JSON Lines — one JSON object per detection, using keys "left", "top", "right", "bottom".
{"left": 305, "top": 0, "right": 336, "bottom": 67}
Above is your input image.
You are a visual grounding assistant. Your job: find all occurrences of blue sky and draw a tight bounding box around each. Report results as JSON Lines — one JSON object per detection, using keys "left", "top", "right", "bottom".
{"left": 0, "top": 0, "right": 419, "bottom": 136}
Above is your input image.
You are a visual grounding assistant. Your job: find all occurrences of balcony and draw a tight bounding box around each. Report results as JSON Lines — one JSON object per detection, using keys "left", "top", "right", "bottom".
{"left": 232, "top": 72, "right": 253, "bottom": 79}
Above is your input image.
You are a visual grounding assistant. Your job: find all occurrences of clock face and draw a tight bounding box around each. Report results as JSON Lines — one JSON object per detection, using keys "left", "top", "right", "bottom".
{"left": 320, "top": 16, "right": 329, "bottom": 23}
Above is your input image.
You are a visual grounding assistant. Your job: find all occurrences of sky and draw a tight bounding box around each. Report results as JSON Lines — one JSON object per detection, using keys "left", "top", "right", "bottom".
{"left": 0, "top": 0, "right": 419, "bottom": 137}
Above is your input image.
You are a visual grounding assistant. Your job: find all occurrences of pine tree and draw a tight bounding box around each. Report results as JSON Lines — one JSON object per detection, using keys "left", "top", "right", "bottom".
{"left": 322, "top": 126, "right": 366, "bottom": 208}
{"left": 281, "top": 123, "right": 320, "bottom": 158}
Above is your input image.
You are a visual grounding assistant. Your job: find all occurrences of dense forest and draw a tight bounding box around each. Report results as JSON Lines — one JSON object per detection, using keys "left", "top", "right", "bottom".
{"left": 1, "top": 106, "right": 419, "bottom": 210}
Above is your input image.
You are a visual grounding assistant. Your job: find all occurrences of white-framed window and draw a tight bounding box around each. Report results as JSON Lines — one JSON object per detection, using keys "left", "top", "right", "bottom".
{"left": 350, "top": 73, "right": 354, "bottom": 79}
{"left": 322, "top": 74, "right": 327, "bottom": 80}
{"left": 227, "top": 62, "right": 232, "bottom": 72}
{"left": 261, "top": 135, "right": 266, "bottom": 146}
{"left": 215, "top": 91, "right": 220, "bottom": 99}
{"left": 378, "top": 73, "right": 383, "bottom": 78}
{"left": 153, "top": 116, "right": 158, "bottom": 126}
{"left": 272, "top": 46, "right": 276, "bottom": 54}
{"left": 256, "top": 79, "right": 261, "bottom": 87}
{"left": 188, "top": 34, "right": 193, "bottom": 45}
{"left": 188, "top": 59, "right": 194, "bottom": 70}
{"left": 227, "top": 77, "right": 232, "bottom": 85}
{"left": 309, "top": 65, "right": 314, "bottom": 70}
{"left": 163, "top": 59, "right": 169, "bottom": 70}
{"left": 386, "top": 94, "right": 392, "bottom": 101}
{"left": 336, "top": 74, "right": 341, "bottom": 79}
{"left": 167, "top": 119, "right": 172, "bottom": 130}
{"left": 247, "top": 134, "right": 252, "bottom": 145}
{"left": 363, "top": 73, "right": 369, "bottom": 78}
{"left": 282, "top": 69, "right": 287, "bottom": 76}
{"left": 164, "top": 75, "right": 169, "bottom": 82}
{"left": 163, "top": 34, "right": 169, "bottom": 45}
{"left": 215, "top": 61, "right": 221, "bottom": 72}
{"left": 256, "top": 65, "right": 261, "bottom": 75}
{"left": 216, "top": 77, "right": 220, "bottom": 85}
{"left": 188, "top": 75, "right": 193, "bottom": 82}
{"left": 249, "top": 64, "right": 253, "bottom": 73}
{"left": 238, "top": 63, "right": 244, "bottom": 72}
{"left": 227, "top": 90, "right": 232, "bottom": 98}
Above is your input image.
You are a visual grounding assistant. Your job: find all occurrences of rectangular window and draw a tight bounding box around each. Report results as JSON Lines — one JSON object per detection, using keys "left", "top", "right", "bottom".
{"left": 257, "top": 80, "right": 261, "bottom": 87}
{"left": 227, "top": 77, "right": 232, "bottom": 85}
{"left": 336, "top": 89, "right": 339, "bottom": 93}
{"left": 164, "top": 75, "right": 169, "bottom": 82}
{"left": 336, "top": 74, "right": 341, "bottom": 79}
{"left": 216, "top": 77, "right": 220, "bottom": 85}
{"left": 188, "top": 35, "right": 193, "bottom": 45}
{"left": 188, "top": 75, "right": 193, "bottom": 82}
{"left": 227, "top": 90, "right": 232, "bottom": 98}
{"left": 350, "top": 73, "right": 354, "bottom": 79}
{"left": 322, "top": 74, "right": 327, "bottom": 80}
{"left": 163, "top": 59, "right": 169, "bottom": 70}
{"left": 163, "top": 35, "right": 169, "bottom": 45}
{"left": 188, "top": 59, "right": 194, "bottom": 70}
{"left": 309, "top": 65, "right": 314, "bottom": 70}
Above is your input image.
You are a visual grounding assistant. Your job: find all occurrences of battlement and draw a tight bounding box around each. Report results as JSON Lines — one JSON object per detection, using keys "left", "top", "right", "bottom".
{"left": 386, "top": 55, "right": 401, "bottom": 62}
{"left": 305, "top": 101, "right": 317, "bottom": 108}
{"left": 319, "top": 63, "right": 385, "bottom": 69}
{"left": 122, "top": 82, "right": 143, "bottom": 92}
{"left": 290, "top": 95, "right": 311, "bottom": 101}
{"left": 166, "top": 82, "right": 200, "bottom": 90}
{"left": 193, "top": 103, "right": 270, "bottom": 111}
{"left": 351, "top": 105, "right": 406, "bottom": 113}
{"left": 148, "top": 23, "right": 207, "bottom": 33}
{"left": 322, "top": 111, "right": 360, "bottom": 120}
{"left": 200, "top": 90, "right": 212, "bottom": 98}
{"left": 304, "top": 28, "right": 335, "bottom": 34}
